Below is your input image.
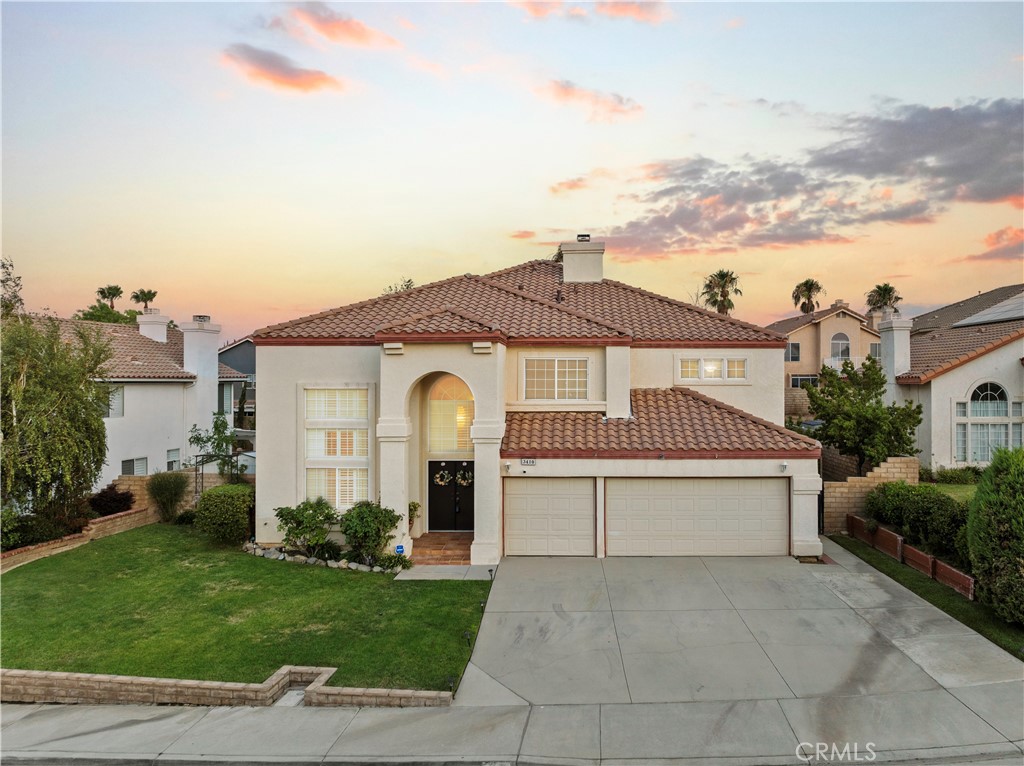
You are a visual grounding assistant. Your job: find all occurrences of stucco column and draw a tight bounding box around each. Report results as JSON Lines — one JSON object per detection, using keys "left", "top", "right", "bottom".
{"left": 791, "top": 474, "right": 823, "bottom": 557}
{"left": 377, "top": 418, "right": 413, "bottom": 556}
{"left": 470, "top": 420, "right": 505, "bottom": 565}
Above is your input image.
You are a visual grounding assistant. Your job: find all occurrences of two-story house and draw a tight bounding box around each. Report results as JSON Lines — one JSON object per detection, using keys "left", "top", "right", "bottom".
{"left": 253, "top": 241, "right": 822, "bottom": 565}
{"left": 766, "top": 300, "right": 881, "bottom": 417}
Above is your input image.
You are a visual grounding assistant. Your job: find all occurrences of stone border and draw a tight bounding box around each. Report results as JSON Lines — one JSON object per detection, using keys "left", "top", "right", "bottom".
{"left": 0, "top": 666, "right": 451, "bottom": 708}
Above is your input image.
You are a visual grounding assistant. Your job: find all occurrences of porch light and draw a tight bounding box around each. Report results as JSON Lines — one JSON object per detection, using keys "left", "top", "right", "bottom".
{"left": 780, "top": 461, "right": 788, "bottom": 473}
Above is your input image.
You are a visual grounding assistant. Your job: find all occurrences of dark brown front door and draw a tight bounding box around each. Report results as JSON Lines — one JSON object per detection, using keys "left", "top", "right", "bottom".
{"left": 428, "top": 460, "right": 475, "bottom": 531}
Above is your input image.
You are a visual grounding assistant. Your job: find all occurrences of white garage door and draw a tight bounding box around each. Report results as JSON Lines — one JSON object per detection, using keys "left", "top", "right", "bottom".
{"left": 606, "top": 478, "right": 789, "bottom": 556}
{"left": 504, "top": 478, "right": 595, "bottom": 556}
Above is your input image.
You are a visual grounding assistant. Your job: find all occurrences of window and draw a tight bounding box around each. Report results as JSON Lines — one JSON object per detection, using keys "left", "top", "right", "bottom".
{"left": 166, "top": 449, "right": 181, "bottom": 471}
{"left": 869, "top": 342, "right": 881, "bottom": 359}
{"left": 954, "top": 383, "right": 1021, "bottom": 465}
{"left": 121, "top": 457, "right": 148, "bottom": 476}
{"left": 702, "top": 359, "right": 724, "bottom": 379}
{"left": 525, "top": 358, "right": 588, "bottom": 400}
{"left": 726, "top": 359, "right": 747, "bottom": 380}
{"left": 679, "top": 359, "right": 700, "bottom": 379}
{"left": 791, "top": 375, "right": 819, "bottom": 388}
{"left": 304, "top": 388, "right": 370, "bottom": 511}
{"left": 428, "top": 375, "right": 474, "bottom": 452}
{"left": 679, "top": 357, "right": 747, "bottom": 382}
{"left": 784, "top": 343, "right": 800, "bottom": 362}
{"left": 106, "top": 386, "right": 124, "bottom": 418}
{"left": 830, "top": 333, "right": 851, "bottom": 359}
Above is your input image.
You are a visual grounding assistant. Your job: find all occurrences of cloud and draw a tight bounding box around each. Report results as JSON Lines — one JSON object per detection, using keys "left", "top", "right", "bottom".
{"left": 221, "top": 44, "right": 343, "bottom": 93}
{"left": 290, "top": 2, "right": 400, "bottom": 48}
{"left": 550, "top": 177, "right": 591, "bottom": 195}
{"left": 509, "top": 1, "right": 564, "bottom": 19}
{"left": 405, "top": 54, "right": 447, "bottom": 79}
{"left": 594, "top": 1, "right": 670, "bottom": 23}
{"left": 963, "top": 226, "right": 1024, "bottom": 263}
{"left": 509, "top": 230, "right": 536, "bottom": 239}
{"left": 537, "top": 79, "right": 643, "bottom": 122}
{"left": 725, "top": 17, "right": 745, "bottom": 29}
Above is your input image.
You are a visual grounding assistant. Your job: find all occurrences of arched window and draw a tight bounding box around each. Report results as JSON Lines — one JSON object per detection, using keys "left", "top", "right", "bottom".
{"left": 830, "top": 332, "right": 851, "bottom": 359}
{"left": 955, "top": 383, "right": 1020, "bottom": 464}
{"left": 429, "top": 375, "right": 474, "bottom": 453}
{"left": 970, "top": 382, "right": 1008, "bottom": 417}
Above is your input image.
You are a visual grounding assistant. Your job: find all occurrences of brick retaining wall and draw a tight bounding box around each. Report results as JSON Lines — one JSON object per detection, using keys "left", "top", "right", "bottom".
{"left": 0, "top": 666, "right": 451, "bottom": 708}
{"left": 823, "top": 456, "right": 918, "bottom": 533}
{"left": 785, "top": 387, "right": 812, "bottom": 418}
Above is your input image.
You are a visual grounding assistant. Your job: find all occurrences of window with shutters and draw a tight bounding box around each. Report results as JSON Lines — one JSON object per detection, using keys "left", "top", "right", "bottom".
{"left": 121, "top": 457, "right": 148, "bottom": 476}
{"left": 304, "top": 388, "right": 370, "bottom": 511}
{"left": 166, "top": 449, "right": 181, "bottom": 471}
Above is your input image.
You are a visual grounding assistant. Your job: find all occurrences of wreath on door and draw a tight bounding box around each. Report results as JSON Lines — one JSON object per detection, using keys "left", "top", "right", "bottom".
{"left": 433, "top": 470, "right": 452, "bottom": 487}
{"left": 455, "top": 470, "right": 474, "bottom": 487}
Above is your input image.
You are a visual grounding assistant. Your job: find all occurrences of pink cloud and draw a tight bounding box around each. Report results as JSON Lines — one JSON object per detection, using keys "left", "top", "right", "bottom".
{"left": 509, "top": 230, "right": 536, "bottom": 239}
{"left": 291, "top": 2, "right": 400, "bottom": 48}
{"left": 725, "top": 17, "right": 745, "bottom": 29}
{"left": 509, "top": 1, "right": 564, "bottom": 19}
{"left": 405, "top": 54, "right": 447, "bottom": 79}
{"left": 961, "top": 226, "right": 1024, "bottom": 263}
{"left": 396, "top": 16, "right": 417, "bottom": 31}
{"left": 221, "top": 44, "right": 343, "bottom": 93}
{"left": 594, "top": 1, "right": 670, "bottom": 24}
{"left": 537, "top": 79, "right": 643, "bottom": 122}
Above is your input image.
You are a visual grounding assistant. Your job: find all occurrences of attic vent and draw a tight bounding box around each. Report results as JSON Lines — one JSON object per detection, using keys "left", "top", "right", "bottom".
{"left": 556, "top": 289, "right": 563, "bottom": 303}
{"left": 130, "top": 355, "right": 140, "bottom": 363}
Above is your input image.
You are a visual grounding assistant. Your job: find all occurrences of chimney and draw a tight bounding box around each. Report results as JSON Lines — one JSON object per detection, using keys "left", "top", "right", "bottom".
{"left": 831, "top": 299, "right": 849, "bottom": 310}
{"left": 879, "top": 309, "right": 913, "bottom": 403}
{"left": 136, "top": 308, "right": 170, "bottom": 344}
{"left": 865, "top": 309, "right": 882, "bottom": 332}
{"left": 181, "top": 315, "right": 223, "bottom": 454}
{"left": 558, "top": 239, "right": 604, "bottom": 283}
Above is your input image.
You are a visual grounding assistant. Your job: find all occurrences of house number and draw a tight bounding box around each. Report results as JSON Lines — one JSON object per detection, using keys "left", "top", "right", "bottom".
{"left": 520, "top": 458, "right": 536, "bottom": 466}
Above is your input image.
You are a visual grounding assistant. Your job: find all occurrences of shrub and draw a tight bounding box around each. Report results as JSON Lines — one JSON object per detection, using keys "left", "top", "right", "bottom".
{"left": 174, "top": 509, "right": 196, "bottom": 526}
{"left": 275, "top": 498, "right": 339, "bottom": 556}
{"left": 918, "top": 465, "right": 935, "bottom": 483}
{"left": 864, "top": 481, "right": 915, "bottom": 527}
{"left": 195, "top": 484, "right": 253, "bottom": 545}
{"left": 967, "top": 448, "right": 1024, "bottom": 625}
{"left": 376, "top": 552, "right": 413, "bottom": 571}
{"left": 336, "top": 500, "right": 401, "bottom": 566}
{"left": 147, "top": 472, "right": 190, "bottom": 522}
{"left": 88, "top": 486, "right": 134, "bottom": 517}
{"left": 312, "top": 538, "right": 343, "bottom": 562}
{"left": 923, "top": 491, "right": 970, "bottom": 566}
{"left": 935, "top": 467, "right": 979, "bottom": 485}
{"left": 1, "top": 507, "right": 23, "bottom": 551}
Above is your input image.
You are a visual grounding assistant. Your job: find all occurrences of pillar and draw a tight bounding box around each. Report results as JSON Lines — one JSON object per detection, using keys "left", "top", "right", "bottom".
{"left": 470, "top": 420, "right": 505, "bottom": 565}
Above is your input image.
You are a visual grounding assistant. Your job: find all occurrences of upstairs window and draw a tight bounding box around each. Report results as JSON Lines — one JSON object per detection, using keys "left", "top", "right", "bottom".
{"left": 869, "top": 342, "right": 882, "bottom": 359}
{"left": 525, "top": 358, "right": 589, "bottom": 400}
{"left": 784, "top": 343, "right": 800, "bottom": 362}
{"left": 678, "top": 357, "right": 747, "bottom": 382}
{"left": 106, "top": 386, "right": 124, "bottom": 418}
{"left": 830, "top": 333, "right": 851, "bottom": 359}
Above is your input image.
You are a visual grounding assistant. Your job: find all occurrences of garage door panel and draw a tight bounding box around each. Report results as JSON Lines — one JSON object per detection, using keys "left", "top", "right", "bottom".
{"left": 504, "top": 478, "right": 595, "bottom": 557}
{"left": 606, "top": 478, "right": 788, "bottom": 557}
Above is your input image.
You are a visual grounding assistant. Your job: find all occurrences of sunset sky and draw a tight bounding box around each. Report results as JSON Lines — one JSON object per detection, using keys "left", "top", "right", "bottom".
{"left": 4, "top": 1, "right": 1022, "bottom": 342}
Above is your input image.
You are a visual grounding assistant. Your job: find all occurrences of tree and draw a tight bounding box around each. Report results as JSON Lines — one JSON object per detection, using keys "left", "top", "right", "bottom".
{"left": 1, "top": 315, "right": 112, "bottom": 531}
{"left": 866, "top": 283, "right": 902, "bottom": 313}
{"left": 96, "top": 285, "right": 123, "bottom": 309}
{"left": 792, "top": 278, "right": 825, "bottom": 314}
{"left": 804, "top": 356, "right": 922, "bottom": 475}
{"left": 74, "top": 301, "right": 140, "bottom": 325}
{"left": 2, "top": 257, "right": 24, "bottom": 318}
{"left": 700, "top": 270, "right": 743, "bottom": 315}
{"left": 381, "top": 277, "right": 415, "bottom": 296}
{"left": 130, "top": 289, "right": 158, "bottom": 310}
{"left": 188, "top": 411, "right": 241, "bottom": 479}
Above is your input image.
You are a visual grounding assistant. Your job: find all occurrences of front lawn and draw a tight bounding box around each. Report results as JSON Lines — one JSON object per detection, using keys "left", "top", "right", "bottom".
{"left": 829, "top": 535, "right": 1024, "bottom": 660}
{"left": 932, "top": 483, "right": 976, "bottom": 503}
{"left": 1, "top": 525, "right": 490, "bottom": 690}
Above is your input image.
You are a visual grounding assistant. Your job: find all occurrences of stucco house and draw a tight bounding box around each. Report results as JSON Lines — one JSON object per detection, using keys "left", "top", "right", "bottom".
{"left": 879, "top": 284, "right": 1024, "bottom": 471}
{"left": 253, "top": 241, "right": 823, "bottom": 565}
{"left": 766, "top": 300, "right": 881, "bottom": 417}
{"left": 57, "top": 311, "right": 246, "bottom": 489}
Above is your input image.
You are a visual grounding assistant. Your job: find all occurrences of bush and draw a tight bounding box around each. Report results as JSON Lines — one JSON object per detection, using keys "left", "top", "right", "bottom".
{"left": 336, "top": 500, "right": 401, "bottom": 566}
{"left": 865, "top": 481, "right": 971, "bottom": 565}
{"left": 195, "top": 484, "right": 253, "bottom": 545}
{"left": 376, "top": 552, "right": 413, "bottom": 571}
{"left": 864, "top": 481, "right": 915, "bottom": 527}
{"left": 923, "top": 492, "right": 970, "bottom": 568}
{"left": 967, "top": 448, "right": 1024, "bottom": 625}
{"left": 935, "top": 467, "right": 979, "bottom": 485}
{"left": 88, "top": 486, "right": 134, "bottom": 517}
{"left": 918, "top": 465, "right": 935, "bottom": 483}
{"left": 275, "top": 498, "right": 339, "bottom": 556}
{"left": 1, "top": 507, "right": 23, "bottom": 551}
{"left": 147, "top": 472, "right": 190, "bottom": 522}
{"left": 174, "top": 509, "right": 196, "bottom": 526}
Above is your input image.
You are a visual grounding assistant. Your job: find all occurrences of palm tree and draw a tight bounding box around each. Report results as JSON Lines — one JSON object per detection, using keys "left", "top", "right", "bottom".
{"left": 866, "top": 283, "right": 902, "bottom": 314}
{"left": 792, "top": 279, "right": 825, "bottom": 314}
{"left": 700, "top": 270, "right": 743, "bottom": 315}
{"left": 96, "top": 285, "right": 123, "bottom": 309}
{"left": 130, "top": 289, "right": 158, "bottom": 311}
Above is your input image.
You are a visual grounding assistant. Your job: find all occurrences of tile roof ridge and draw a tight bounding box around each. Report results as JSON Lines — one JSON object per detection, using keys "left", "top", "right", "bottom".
{"left": 252, "top": 272, "right": 474, "bottom": 337}
{"left": 602, "top": 279, "right": 784, "bottom": 340}
{"left": 898, "top": 325, "right": 1024, "bottom": 384}
{"left": 659, "top": 386, "right": 821, "bottom": 448}
{"left": 471, "top": 275, "right": 632, "bottom": 337}
{"left": 483, "top": 258, "right": 558, "bottom": 280}
{"left": 376, "top": 305, "right": 502, "bottom": 333}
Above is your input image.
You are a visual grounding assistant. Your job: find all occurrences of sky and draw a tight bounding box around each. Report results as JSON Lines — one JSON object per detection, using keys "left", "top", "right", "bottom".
{"left": 3, "top": 1, "right": 1023, "bottom": 342}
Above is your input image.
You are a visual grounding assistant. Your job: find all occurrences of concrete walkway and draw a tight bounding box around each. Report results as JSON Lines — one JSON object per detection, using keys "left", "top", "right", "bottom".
{"left": 2, "top": 539, "right": 1022, "bottom": 765}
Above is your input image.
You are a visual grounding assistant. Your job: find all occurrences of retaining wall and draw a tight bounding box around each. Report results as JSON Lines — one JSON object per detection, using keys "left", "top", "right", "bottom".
{"left": 823, "top": 456, "right": 919, "bottom": 533}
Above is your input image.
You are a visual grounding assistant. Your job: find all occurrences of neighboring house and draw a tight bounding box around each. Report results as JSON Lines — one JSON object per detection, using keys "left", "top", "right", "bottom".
{"left": 880, "top": 285, "right": 1024, "bottom": 472}
{"left": 55, "top": 310, "right": 246, "bottom": 489}
{"left": 766, "top": 299, "right": 881, "bottom": 417}
{"left": 253, "top": 241, "right": 822, "bottom": 565}
{"left": 219, "top": 337, "right": 256, "bottom": 418}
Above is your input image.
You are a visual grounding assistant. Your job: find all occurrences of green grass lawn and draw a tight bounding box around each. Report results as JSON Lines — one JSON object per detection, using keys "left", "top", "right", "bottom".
{"left": 829, "top": 534, "right": 1024, "bottom": 660}
{"left": 931, "top": 483, "right": 977, "bottom": 503}
{"left": 1, "top": 525, "right": 490, "bottom": 690}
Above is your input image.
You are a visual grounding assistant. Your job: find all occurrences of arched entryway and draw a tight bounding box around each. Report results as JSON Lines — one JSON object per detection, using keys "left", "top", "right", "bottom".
{"left": 425, "top": 374, "right": 475, "bottom": 532}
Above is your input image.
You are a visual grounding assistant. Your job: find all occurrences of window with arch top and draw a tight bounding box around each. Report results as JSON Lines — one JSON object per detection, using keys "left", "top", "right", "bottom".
{"left": 429, "top": 374, "right": 474, "bottom": 453}
{"left": 955, "top": 382, "right": 1021, "bottom": 463}
{"left": 830, "top": 332, "right": 851, "bottom": 359}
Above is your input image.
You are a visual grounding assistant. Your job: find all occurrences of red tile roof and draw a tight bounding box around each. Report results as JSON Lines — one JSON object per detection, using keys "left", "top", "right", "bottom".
{"left": 254, "top": 259, "right": 782, "bottom": 346}
{"left": 897, "top": 321, "right": 1024, "bottom": 384}
{"left": 501, "top": 388, "right": 820, "bottom": 458}
{"left": 765, "top": 302, "right": 875, "bottom": 336}
{"left": 374, "top": 306, "right": 506, "bottom": 342}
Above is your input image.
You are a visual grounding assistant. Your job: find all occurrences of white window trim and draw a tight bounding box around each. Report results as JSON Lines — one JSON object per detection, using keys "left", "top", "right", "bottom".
{"left": 950, "top": 384, "right": 1023, "bottom": 465}
{"left": 675, "top": 354, "right": 751, "bottom": 386}
{"left": 106, "top": 385, "right": 124, "bottom": 419}
{"left": 784, "top": 343, "right": 801, "bottom": 363}
{"left": 522, "top": 357, "right": 591, "bottom": 402}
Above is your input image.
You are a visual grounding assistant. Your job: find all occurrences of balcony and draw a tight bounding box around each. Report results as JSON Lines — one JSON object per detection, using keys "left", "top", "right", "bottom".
{"left": 824, "top": 356, "right": 866, "bottom": 370}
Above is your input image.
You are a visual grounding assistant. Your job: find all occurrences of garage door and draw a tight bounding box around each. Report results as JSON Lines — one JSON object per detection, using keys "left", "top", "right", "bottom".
{"left": 606, "top": 478, "right": 788, "bottom": 556}
{"left": 504, "top": 478, "right": 595, "bottom": 556}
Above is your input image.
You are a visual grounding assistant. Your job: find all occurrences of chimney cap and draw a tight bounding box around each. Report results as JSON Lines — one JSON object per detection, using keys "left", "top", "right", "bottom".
{"left": 192, "top": 314, "right": 211, "bottom": 323}
{"left": 576, "top": 233, "right": 591, "bottom": 242}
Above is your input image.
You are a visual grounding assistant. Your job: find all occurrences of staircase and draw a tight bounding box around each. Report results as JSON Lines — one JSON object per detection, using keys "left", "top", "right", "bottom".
{"left": 411, "top": 532, "right": 473, "bottom": 565}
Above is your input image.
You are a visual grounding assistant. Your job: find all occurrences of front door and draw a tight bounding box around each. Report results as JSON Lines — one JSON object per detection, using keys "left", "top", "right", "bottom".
{"left": 428, "top": 460, "right": 475, "bottom": 531}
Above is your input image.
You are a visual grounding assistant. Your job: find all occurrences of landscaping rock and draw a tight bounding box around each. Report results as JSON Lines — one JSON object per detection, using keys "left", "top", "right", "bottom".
{"left": 316, "top": 560, "right": 327, "bottom": 567}
{"left": 337, "top": 560, "right": 349, "bottom": 569}
{"left": 286, "top": 555, "right": 304, "bottom": 563}
{"left": 263, "top": 551, "right": 277, "bottom": 559}
{"left": 306, "top": 557, "right": 319, "bottom": 565}
{"left": 327, "top": 560, "right": 340, "bottom": 569}
{"left": 372, "top": 566, "right": 383, "bottom": 573}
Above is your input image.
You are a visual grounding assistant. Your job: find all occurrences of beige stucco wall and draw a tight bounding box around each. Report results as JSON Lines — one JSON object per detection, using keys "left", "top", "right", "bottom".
{"left": 784, "top": 314, "right": 879, "bottom": 379}
{"left": 630, "top": 347, "right": 785, "bottom": 424}
{"left": 503, "top": 345, "right": 608, "bottom": 411}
